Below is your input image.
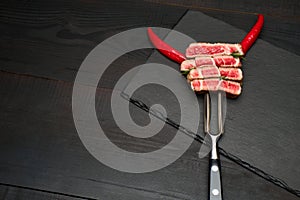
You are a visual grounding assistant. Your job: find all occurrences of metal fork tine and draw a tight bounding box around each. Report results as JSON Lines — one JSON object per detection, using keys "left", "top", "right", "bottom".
{"left": 204, "top": 92, "right": 224, "bottom": 135}
{"left": 218, "top": 92, "right": 224, "bottom": 134}
{"left": 204, "top": 91, "right": 224, "bottom": 200}
{"left": 204, "top": 93, "right": 211, "bottom": 134}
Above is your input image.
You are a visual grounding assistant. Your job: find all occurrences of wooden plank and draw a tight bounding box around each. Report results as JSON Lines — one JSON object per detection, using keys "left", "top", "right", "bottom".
{"left": 0, "top": 0, "right": 187, "bottom": 81}
{"left": 0, "top": 0, "right": 299, "bottom": 199}
{"left": 0, "top": 184, "right": 88, "bottom": 200}
{"left": 146, "top": 0, "right": 300, "bottom": 56}
{"left": 0, "top": 70, "right": 299, "bottom": 199}
{"left": 145, "top": 0, "right": 300, "bottom": 17}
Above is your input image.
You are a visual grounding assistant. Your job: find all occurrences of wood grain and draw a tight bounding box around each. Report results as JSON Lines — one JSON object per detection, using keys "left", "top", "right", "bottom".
{"left": 0, "top": 0, "right": 299, "bottom": 199}
{"left": 0, "top": 69, "right": 298, "bottom": 199}
{"left": 146, "top": 0, "right": 300, "bottom": 56}
{"left": 0, "top": 184, "right": 92, "bottom": 200}
{"left": 0, "top": 0, "right": 187, "bottom": 82}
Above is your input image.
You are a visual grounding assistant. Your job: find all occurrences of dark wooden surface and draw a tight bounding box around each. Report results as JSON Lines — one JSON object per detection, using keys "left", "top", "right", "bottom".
{"left": 0, "top": 1, "right": 299, "bottom": 199}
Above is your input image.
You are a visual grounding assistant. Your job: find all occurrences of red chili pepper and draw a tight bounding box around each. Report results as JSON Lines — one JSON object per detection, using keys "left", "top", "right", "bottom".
{"left": 147, "top": 28, "right": 186, "bottom": 64}
{"left": 240, "top": 14, "right": 264, "bottom": 54}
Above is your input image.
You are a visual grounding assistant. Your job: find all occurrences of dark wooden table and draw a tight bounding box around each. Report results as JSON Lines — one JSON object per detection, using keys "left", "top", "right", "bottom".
{"left": 0, "top": 1, "right": 299, "bottom": 199}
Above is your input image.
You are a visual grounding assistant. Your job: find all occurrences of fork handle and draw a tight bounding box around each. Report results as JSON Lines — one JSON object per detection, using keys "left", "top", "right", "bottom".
{"left": 209, "top": 157, "right": 222, "bottom": 200}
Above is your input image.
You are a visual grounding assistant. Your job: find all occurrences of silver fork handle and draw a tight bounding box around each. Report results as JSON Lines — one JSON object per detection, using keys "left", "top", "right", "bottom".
{"left": 209, "top": 136, "right": 222, "bottom": 200}
{"left": 204, "top": 93, "right": 224, "bottom": 200}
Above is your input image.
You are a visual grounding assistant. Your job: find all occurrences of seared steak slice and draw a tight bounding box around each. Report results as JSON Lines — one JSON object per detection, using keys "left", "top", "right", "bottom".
{"left": 188, "top": 67, "right": 243, "bottom": 81}
{"left": 186, "top": 43, "right": 243, "bottom": 58}
{"left": 203, "top": 56, "right": 241, "bottom": 67}
{"left": 181, "top": 56, "right": 241, "bottom": 72}
{"left": 180, "top": 59, "right": 196, "bottom": 72}
{"left": 190, "top": 79, "right": 242, "bottom": 96}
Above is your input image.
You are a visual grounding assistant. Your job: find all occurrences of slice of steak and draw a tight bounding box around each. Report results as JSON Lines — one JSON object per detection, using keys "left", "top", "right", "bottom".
{"left": 188, "top": 67, "right": 243, "bottom": 81}
{"left": 207, "top": 55, "right": 241, "bottom": 67}
{"left": 181, "top": 56, "right": 241, "bottom": 72}
{"left": 194, "top": 57, "right": 214, "bottom": 66}
{"left": 190, "top": 79, "right": 242, "bottom": 96}
{"left": 195, "top": 56, "right": 241, "bottom": 67}
{"left": 180, "top": 59, "right": 196, "bottom": 72}
{"left": 187, "top": 66, "right": 220, "bottom": 79}
{"left": 219, "top": 68, "right": 243, "bottom": 81}
{"left": 186, "top": 43, "right": 244, "bottom": 58}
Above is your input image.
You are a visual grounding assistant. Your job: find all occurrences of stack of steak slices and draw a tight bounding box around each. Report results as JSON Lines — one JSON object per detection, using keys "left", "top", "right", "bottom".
{"left": 181, "top": 43, "right": 244, "bottom": 97}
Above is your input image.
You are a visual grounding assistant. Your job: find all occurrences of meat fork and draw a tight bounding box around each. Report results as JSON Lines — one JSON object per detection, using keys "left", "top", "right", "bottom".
{"left": 204, "top": 92, "right": 224, "bottom": 200}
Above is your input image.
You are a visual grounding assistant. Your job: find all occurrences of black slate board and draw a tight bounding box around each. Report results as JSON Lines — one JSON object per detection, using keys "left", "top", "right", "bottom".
{"left": 125, "top": 11, "right": 300, "bottom": 191}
